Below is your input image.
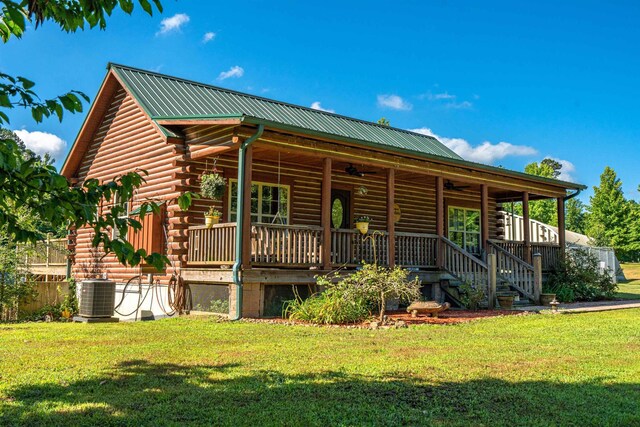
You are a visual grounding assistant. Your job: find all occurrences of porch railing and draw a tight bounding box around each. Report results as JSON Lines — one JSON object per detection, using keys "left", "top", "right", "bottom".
{"left": 490, "top": 240, "right": 561, "bottom": 271}
{"left": 188, "top": 223, "right": 237, "bottom": 265}
{"left": 395, "top": 232, "right": 439, "bottom": 268}
{"left": 25, "top": 236, "right": 68, "bottom": 267}
{"left": 330, "top": 229, "right": 389, "bottom": 266}
{"left": 487, "top": 240, "right": 535, "bottom": 300}
{"left": 252, "top": 224, "right": 323, "bottom": 267}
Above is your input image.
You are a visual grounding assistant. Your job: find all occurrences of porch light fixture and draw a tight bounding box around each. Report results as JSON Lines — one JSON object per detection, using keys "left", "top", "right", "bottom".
{"left": 357, "top": 186, "right": 368, "bottom": 196}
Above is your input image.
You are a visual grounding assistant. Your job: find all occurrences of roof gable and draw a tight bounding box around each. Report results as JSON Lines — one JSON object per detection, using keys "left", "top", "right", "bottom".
{"left": 109, "top": 63, "right": 462, "bottom": 161}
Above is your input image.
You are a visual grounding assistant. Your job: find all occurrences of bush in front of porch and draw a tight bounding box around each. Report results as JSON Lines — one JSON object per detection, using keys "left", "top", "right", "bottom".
{"left": 545, "top": 248, "right": 617, "bottom": 302}
{"left": 284, "top": 263, "right": 421, "bottom": 324}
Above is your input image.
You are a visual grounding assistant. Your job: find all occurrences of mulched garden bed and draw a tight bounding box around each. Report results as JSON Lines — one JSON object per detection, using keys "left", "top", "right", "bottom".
{"left": 239, "top": 309, "right": 532, "bottom": 328}
{"left": 383, "top": 309, "right": 529, "bottom": 325}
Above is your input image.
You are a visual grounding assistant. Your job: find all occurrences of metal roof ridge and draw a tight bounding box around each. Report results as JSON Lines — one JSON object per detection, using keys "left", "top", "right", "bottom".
{"left": 106, "top": 62, "right": 445, "bottom": 144}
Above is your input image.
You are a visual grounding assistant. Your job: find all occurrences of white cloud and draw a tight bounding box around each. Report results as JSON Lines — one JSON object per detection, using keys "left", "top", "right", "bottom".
{"left": 202, "top": 32, "right": 216, "bottom": 43}
{"left": 14, "top": 129, "right": 67, "bottom": 160}
{"left": 217, "top": 65, "right": 244, "bottom": 80}
{"left": 377, "top": 94, "right": 412, "bottom": 111}
{"left": 445, "top": 100, "right": 473, "bottom": 110}
{"left": 420, "top": 91, "right": 473, "bottom": 109}
{"left": 156, "top": 13, "right": 190, "bottom": 35}
{"left": 409, "top": 127, "right": 537, "bottom": 164}
{"left": 429, "top": 92, "right": 455, "bottom": 100}
{"left": 548, "top": 157, "right": 576, "bottom": 182}
{"left": 310, "top": 101, "right": 335, "bottom": 113}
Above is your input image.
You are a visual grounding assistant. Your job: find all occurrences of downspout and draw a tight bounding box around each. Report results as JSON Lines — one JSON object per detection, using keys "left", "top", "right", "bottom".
{"left": 231, "top": 124, "right": 264, "bottom": 320}
{"left": 563, "top": 188, "right": 582, "bottom": 202}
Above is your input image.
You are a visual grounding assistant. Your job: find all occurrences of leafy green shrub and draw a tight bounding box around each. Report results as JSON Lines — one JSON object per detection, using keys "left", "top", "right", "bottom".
{"left": 284, "top": 287, "right": 371, "bottom": 324}
{"left": 209, "top": 298, "right": 229, "bottom": 314}
{"left": 284, "top": 263, "right": 421, "bottom": 324}
{"left": 20, "top": 304, "right": 64, "bottom": 322}
{"left": 545, "top": 248, "right": 617, "bottom": 302}
{"left": 60, "top": 278, "right": 78, "bottom": 316}
{"left": 458, "top": 280, "right": 485, "bottom": 310}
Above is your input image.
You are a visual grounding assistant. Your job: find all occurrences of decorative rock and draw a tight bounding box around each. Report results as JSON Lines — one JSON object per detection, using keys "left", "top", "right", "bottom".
{"left": 395, "top": 320, "right": 407, "bottom": 328}
{"left": 406, "top": 301, "right": 451, "bottom": 318}
{"left": 370, "top": 321, "right": 379, "bottom": 330}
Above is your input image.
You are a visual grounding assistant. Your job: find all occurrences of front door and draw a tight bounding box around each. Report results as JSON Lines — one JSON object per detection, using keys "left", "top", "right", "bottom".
{"left": 331, "top": 189, "right": 351, "bottom": 229}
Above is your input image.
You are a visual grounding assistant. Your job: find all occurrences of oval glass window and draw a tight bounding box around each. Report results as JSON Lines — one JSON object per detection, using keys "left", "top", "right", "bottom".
{"left": 331, "top": 198, "right": 344, "bottom": 229}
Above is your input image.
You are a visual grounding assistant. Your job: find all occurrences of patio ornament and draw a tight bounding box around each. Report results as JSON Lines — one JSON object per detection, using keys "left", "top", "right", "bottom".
{"left": 406, "top": 301, "right": 451, "bottom": 318}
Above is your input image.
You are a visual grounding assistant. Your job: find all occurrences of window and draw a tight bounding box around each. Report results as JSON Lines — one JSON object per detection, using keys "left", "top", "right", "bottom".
{"left": 229, "top": 180, "right": 290, "bottom": 224}
{"left": 448, "top": 206, "right": 481, "bottom": 254}
{"left": 111, "top": 191, "right": 131, "bottom": 239}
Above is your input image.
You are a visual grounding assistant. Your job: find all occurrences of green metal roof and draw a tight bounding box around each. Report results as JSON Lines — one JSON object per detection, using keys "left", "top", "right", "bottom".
{"left": 109, "top": 63, "right": 463, "bottom": 161}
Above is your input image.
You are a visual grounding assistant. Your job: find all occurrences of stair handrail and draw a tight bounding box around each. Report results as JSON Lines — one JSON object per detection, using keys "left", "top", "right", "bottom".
{"left": 487, "top": 240, "right": 535, "bottom": 300}
{"left": 487, "top": 240, "right": 534, "bottom": 269}
{"left": 440, "top": 236, "right": 489, "bottom": 291}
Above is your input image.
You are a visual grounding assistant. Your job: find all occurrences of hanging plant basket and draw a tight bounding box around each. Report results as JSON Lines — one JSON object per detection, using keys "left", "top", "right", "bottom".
{"left": 200, "top": 172, "right": 226, "bottom": 201}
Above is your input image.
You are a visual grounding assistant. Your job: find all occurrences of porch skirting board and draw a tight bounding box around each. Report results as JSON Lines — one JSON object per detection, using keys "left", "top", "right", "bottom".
{"left": 182, "top": 268, "right": 448, "bottom": 285}
{"left": 182, "top": 268, "right": 446, "bottom": 318}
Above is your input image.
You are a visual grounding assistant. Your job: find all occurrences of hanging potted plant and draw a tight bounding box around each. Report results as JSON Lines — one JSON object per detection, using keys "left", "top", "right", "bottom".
{"left": 354, "top": 215, "right": 371, "bottom": 234}
{"left": 205, "top": 208, "right": 221, "bottom": 228}
{"left": 200, "top": 171, "right": 226, "bottom": 201}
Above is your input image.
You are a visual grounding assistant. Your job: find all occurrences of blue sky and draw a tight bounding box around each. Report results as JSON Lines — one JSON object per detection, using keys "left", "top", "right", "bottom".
{"left": 3, "top": 0, "right": 640, "bottom": 202}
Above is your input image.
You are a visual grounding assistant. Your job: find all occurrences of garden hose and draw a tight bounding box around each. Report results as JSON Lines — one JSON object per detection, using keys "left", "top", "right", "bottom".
{"left": 114, "top": 275, "right": 153, "bottom": 319}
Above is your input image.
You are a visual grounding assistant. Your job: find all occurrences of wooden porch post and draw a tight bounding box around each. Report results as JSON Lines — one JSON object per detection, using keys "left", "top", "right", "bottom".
{"left": 480, "top": 184, "right": 489, "bottom": 256}
{"left": 241, "top": 145, "right": 253, "bottom": 268}
{"left": 487, "top": 252, "right": 497, "bottom": 309}
{"left": 522, "top": 191, "right": 531, "bottom": 263}
{"left": 387, "top": 168, "right": 395, "bottom": 267}
{"left": 436, "top": 176, "right": 444, "bottom": 267}
{"left": 321, "top": 158, "right": 332, "bottom": 270}
{"left": 533, "top": 253, "right": 542, "bottom": 304}
{"left": 557, "top": 196, "right": 566, "bottom": 260}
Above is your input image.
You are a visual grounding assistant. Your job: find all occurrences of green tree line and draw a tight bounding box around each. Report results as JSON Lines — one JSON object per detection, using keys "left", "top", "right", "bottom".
{"left": 513, "top": 159, "right": 640, "bottom": 261}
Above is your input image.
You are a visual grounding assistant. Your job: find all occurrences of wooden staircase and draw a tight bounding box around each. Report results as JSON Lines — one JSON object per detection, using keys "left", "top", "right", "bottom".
{"left": 487, "top": 240, "right": 536, "bottom": 303}
{"left": 438, "top": 237, "right": 540, "bottom": 307}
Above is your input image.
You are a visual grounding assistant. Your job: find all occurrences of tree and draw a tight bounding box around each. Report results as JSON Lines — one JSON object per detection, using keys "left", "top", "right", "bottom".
{"left": 565, "top": 198, "right": 586, "bottom": 234}
{"left": 586, "top": 167, "right": 628, "bottom": 247}
{"left": 511, "top": 158, "right": 563, "bottom": 226}
{"left": 0, "top": 0, "right": 193, "bottom": 271}
{"left": 377, "top": 117, "right": 390, "bottom": 126}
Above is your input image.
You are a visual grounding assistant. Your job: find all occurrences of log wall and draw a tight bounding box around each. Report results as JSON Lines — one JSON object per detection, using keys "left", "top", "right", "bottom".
{"left": 72, "top": 87, "right": 185, "bottom": 284}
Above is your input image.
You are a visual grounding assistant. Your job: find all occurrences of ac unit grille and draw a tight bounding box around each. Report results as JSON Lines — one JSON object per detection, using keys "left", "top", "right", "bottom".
{"left": 79, "top": 280, "right": 116, "bottom": 318}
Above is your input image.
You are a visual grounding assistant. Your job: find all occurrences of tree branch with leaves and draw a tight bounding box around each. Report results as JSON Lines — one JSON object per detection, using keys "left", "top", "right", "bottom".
{"left": 0, "top": 0, "right": 195, "bottom": 271}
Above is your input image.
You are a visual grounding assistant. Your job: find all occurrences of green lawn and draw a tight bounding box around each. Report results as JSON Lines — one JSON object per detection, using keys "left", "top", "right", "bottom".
{"left": 1, "top": 312, "right": 640, "bottom": 426}
{"left": 617, "top": 263, "right": 640, "bottom": 300}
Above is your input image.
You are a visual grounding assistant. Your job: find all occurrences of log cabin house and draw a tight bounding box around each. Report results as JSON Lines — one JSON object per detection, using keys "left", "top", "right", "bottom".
{"left": 60, "top": 64, "right": 586, "bottom": 318}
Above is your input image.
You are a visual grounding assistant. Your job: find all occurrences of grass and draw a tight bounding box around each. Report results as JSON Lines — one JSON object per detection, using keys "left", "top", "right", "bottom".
{"left": 617, "top": 263, "right": 640, "bottom": 300}
{"left": 1, "top": 312, "right": 640, "bottom": 426}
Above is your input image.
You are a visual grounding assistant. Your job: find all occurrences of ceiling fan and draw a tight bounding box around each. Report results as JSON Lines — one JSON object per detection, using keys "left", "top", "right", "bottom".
{"left": 345, "top": 164, "right": 377, "bottom": 177}
{"left": 444, "top": 180, "right": 471, "bottom": 191}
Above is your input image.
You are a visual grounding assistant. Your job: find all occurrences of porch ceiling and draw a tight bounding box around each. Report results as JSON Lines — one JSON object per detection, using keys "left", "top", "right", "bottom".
{"left": 243, "top": 145, "right": 562, "bottom": 201}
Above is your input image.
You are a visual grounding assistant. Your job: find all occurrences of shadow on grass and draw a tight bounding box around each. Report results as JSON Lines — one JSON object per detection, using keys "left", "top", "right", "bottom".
{"left": 2, "top": 359, "right": 639, "bottom": 426}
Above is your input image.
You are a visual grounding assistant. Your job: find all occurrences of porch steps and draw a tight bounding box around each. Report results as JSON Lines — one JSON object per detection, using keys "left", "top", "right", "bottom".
{"left": 442, "top": 279, "right": 534, "bottom": 308}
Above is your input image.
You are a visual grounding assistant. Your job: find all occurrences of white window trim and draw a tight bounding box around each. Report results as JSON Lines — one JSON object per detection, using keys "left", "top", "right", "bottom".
{"left": 448, "top": 206, "right": 482, "bottom": 253}
{"left": 228, "top": 179, "right": 291, "bottom": 224}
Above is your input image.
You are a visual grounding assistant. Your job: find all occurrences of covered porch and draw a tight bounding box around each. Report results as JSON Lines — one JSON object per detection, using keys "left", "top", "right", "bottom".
{"left": 181, "top": 129, "right": 570, "bottom": 276}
